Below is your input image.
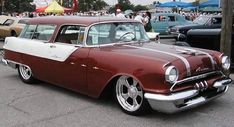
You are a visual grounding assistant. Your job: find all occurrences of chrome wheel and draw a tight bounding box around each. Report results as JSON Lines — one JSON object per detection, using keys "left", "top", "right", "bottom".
{"left": 19, "top": 65, "right": 32, "bottom": 80}
{"left": 116, "top": 75, "right": 143, "bottom": 112}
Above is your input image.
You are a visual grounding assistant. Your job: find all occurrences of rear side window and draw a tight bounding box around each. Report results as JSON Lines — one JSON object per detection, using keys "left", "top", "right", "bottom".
{"left": 211, "top": 17, "right": 222, "bottom": 25}
{"left": 3, "top": 19, "right": 14, "bottom": 26}
{"left": 55, "top": 25, "right": 85, "bottom": 45}
{"left": 168, "top": 16, "right": 176, "bottom": 21}
{"left": 20, "top": 24, "right": 56, "bottom": 41}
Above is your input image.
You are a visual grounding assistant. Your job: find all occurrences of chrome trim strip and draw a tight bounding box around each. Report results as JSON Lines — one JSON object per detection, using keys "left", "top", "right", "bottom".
{"left": 125, "top": 45, "right": 191, "bottom": 76}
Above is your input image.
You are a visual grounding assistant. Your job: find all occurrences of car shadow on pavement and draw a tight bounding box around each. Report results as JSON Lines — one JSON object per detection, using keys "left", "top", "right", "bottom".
{"left": 2, "top": 72, "right": 230, "bottom": 119}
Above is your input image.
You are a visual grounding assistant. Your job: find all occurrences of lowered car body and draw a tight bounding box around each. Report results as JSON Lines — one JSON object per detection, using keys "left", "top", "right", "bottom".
{"left": 1, "top": 16, "right": 232, "bottom": 115}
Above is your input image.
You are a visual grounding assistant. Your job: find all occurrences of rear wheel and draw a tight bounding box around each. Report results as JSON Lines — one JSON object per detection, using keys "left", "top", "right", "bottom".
{"left": 18, "top": 64, "right": 36, "bottom": 84}
{"left": 115, "top": 75, "right": 150, "bottom": 115}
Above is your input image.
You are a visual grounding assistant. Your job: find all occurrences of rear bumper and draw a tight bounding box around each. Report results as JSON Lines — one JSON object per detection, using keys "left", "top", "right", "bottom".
{"left": 1, "top": 58, "right": 17, "bottom": 69}
{"left": 144, "top": 78, "right": 232, "bottom": 113}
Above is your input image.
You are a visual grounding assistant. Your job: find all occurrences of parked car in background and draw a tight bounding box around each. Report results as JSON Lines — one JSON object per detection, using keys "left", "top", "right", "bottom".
{"left": 0, "top": 16, "right": 28, "bottom": 38}
{"left": 169, "top": 15, "right": 223, "bottom": 39}
{"left": 177, "top": 28, "right": 234, "bottom": 68}
{"left": 2, "top": 16, "right": 232, "bottom": 115}
{"left": 151, "top": 13, "right": 193, "bottom": 35}
{"left": 10, "top": 18, "right": 29, "bottom": 37}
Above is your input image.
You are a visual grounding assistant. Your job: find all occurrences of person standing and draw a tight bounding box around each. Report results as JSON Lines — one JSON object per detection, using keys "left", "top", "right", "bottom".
{"left": 134, "top": 12, "right": 144, "bottom": 23}
{"left": 144, "top": 11, "right": 152, "bottom": 32}
{"left": 116, "top": 9, "right": 126, "bottom": 18}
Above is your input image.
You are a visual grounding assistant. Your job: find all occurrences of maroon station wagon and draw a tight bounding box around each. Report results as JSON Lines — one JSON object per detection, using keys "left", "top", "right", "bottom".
{"left": 1, "top": 16, "right": 232, "bottom": 115}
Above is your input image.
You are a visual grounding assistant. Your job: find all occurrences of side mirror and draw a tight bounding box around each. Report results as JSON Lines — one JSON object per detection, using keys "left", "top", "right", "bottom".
{"left": 177, "top": 34, "right": 187, "bottom": 42}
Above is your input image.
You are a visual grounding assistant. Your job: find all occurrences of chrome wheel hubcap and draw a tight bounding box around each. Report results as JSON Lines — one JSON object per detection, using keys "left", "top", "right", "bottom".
{"left": 19, "top": 65, "right": 32, "bottom": 80}
{"left": 116, "top": 76, "right": 143, "bottom": 112}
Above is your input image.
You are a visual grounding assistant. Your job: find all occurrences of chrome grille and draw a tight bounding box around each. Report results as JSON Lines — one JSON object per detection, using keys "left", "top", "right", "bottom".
{"left": 170, "top": 71, "right": 224, "bottom": 91}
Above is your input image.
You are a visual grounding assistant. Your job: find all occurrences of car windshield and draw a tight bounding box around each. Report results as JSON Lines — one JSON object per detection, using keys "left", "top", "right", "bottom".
{"left": 86, "top": 22, "right": 149, "bottom": 45}
{"left": 193, "top": 16, "right": 209, "bottom": 25}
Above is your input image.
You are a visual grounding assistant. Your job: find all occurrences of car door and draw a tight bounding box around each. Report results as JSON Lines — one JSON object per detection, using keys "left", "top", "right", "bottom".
{"left": 45, "top": 25, "right": 89, "bottom": 93}
{"left": 152, "top": 15, "right": 169, "bottom": 34}
{"left": 167, "top": 15, "right": 180, "bottom": 31}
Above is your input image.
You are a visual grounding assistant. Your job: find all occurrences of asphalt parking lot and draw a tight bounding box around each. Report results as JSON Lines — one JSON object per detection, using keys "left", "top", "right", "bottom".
{"left": 0, "top": 39, "right": 234, "bottom": 127}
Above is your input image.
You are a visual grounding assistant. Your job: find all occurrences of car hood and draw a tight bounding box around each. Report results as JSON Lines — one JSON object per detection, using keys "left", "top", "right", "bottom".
{"left": 112, "top": 42, "right": 218, "bottom": 78}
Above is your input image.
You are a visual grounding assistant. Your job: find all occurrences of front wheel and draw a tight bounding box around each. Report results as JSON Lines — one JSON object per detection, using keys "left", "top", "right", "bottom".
{"left": 18, "top": 64, "right": 36, "bottom": 84}
{"left": 115, "top": 75, "right": 150, "bottom": 115}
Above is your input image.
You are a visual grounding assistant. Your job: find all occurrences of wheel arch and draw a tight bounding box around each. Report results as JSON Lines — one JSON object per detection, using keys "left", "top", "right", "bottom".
{"left": 99, "top": 73, "right": 144, "bottom": 98}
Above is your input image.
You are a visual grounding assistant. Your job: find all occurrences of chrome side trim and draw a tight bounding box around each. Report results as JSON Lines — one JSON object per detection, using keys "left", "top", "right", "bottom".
{"left": 125, "top": 45, "right": 191, "bottom": 76}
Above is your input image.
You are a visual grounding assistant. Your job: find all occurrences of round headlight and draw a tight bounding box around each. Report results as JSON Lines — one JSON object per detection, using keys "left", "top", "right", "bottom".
{"left": 165, "top": 66, "right": 179, "bottom": 84}
{"left": 221, "top": 56, "right": 230, "bottom": 70}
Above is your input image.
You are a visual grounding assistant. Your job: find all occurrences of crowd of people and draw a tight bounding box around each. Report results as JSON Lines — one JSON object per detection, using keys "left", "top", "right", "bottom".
{"left": 3, "top": 9, "right": 222, "bottom": 32}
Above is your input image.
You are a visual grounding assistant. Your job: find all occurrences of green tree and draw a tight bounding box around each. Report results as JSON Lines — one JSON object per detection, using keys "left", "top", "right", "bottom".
{"left": 93, "top": 0, "right": 108, "bottom": 11}
{"left": 108, "top": 0, "right": 134, "bottom": 13}
{"left": 4, "top": 0, "right": 35, "bottom": 13}
{"left": 133, "top": 5, "right": 148, "bottom": 12}
{"left": 78, "top": 0, "right": 107, "bottom": 12}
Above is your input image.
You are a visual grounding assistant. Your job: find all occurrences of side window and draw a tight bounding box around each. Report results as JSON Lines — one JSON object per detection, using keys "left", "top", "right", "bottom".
{"left": 20, "top": 24, "right": 56, "bottom": 41}
{"left": 20, "top": 25, "right": 37, "bottom": 39}
{"left": 3, "top": 19, "right": 14, "bottom": 26}
{"left": 211, "top": 18, "right": 222, "bottom": 25}
{"left": 159, "top": 16, "right": 167, "bottom": 22}
{"left": 87, "top": 24, "right": 111, "bottom": 45}
{"left": 55, "top": 25, "right": 84, "bottom": 45}
{"left": 32, "top": 25, "right": 56, "bottom": 41}
{"left": 168, "top": 16, "right": 176, "bottom": 21}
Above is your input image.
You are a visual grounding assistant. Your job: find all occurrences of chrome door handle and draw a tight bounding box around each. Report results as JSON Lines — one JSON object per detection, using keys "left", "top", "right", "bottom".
{"left": 81, "top": 64, "right": 87, "bottom": 67}
{"left": 93, "top": 66, "right": 99, "bottom": 70}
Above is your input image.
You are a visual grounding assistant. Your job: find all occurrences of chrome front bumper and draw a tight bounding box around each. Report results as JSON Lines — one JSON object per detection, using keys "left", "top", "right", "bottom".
{"left": 144, "top": 78, "right": 232, "bottom": 113}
